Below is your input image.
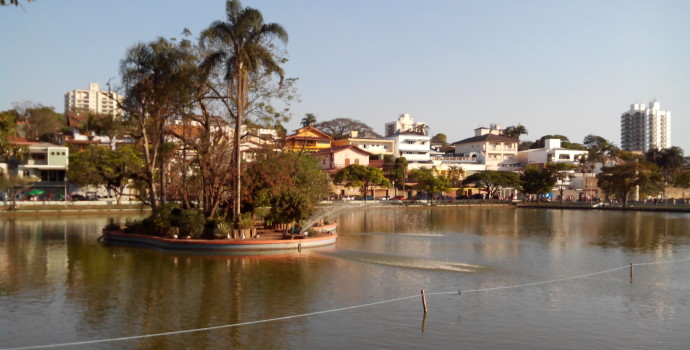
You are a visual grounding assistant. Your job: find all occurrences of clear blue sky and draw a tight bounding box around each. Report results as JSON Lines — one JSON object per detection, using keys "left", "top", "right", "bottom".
{"left": 2, "top": 0, "right": 689, "bottom": 151}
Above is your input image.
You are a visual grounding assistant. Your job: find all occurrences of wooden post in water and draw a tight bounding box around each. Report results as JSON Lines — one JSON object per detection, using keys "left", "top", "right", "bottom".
{"left": 630, "top": 263, "right": 633, "bottom": 284}
{"left": 421, "top": 289, "right": 428, "bottom": 314}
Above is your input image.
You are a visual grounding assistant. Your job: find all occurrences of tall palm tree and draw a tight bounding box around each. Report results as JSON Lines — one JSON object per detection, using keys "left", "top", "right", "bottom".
{"left": 301, "top": 113, "right": 317, "bottom": 127}
{"left": 202, "top": 0, "right": 288, "bottom": 219}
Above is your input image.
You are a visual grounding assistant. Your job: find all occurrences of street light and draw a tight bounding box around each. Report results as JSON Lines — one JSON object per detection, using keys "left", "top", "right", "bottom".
{"left": 392, "top": 181, "right": 396, "bottom": 196}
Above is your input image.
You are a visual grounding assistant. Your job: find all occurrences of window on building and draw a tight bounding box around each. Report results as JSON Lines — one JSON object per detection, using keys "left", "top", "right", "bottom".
{"left": 355, "top": 159, "right": 360, "bottom": 165}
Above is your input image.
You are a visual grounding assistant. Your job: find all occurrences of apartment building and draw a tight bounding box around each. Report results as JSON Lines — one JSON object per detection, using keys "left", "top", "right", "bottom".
{"left": 621, "top": 100, "right": 671, "bottom": 152}
{"left": 64, "top": 82, "right": 123, "bottom": 116}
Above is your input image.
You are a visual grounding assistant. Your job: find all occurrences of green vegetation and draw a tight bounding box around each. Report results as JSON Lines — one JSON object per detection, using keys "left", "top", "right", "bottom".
{"left": 334, "top": 164, "right": 390, "bottom": 202}
{"left": 408, "top": 168, "right": 451, "bottom": 204}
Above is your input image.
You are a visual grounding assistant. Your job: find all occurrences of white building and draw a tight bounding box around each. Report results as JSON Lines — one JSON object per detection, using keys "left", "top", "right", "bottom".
{"left": 385, "top": 113, "right": 428, "bottom": 137}
{"left": 64, "top": 83, "right": 123, "bottom": 116}
{"left": 385, "top": 132, "right": 432, "bottom": 164}
{"left": 621, "top": 100, "right": 671, "bottom": 152}
{"left": 331, "top": 131, "right": 395, "bottom": 157}
{"left": 516, "top": 138, "right": 588, "bottom": 166}
{"left": 451, "top": 125, "right": 518, "bottom": 171}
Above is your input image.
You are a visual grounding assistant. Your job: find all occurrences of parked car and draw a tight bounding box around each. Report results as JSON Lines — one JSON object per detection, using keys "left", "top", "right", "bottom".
{"left": 456, "top": 195, "right": 469, "bottom": 200}
{"left": 70, "top": 194, "right": 87, "bottom": 201}
{"left": 341, "top": 195, "right": 355, "bottom": 201}
{"left": 470, "top": 193, "right": 485, "bottom": 199}
{"left": 391, "top": 195, "right": 406, "bottom": 201}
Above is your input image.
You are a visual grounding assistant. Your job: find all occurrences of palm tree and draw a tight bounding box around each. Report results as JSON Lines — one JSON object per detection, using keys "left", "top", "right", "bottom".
{"left": 301, "top": 113, "right": 317, "bottom": 127}
{"left": 202, "top": 0, "right": 288, "bottom": 219}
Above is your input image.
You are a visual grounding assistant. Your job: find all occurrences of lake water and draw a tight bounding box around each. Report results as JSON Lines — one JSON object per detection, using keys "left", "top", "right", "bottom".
{"left": 1, "top": 207, "right": 690, "bottom": 349}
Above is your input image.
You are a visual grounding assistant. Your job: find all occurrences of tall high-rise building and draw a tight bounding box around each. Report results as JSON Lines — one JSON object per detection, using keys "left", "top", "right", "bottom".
{"left": 64, "top": 82, "right": 123, "bottom": 116}
{"left": 620, "top": 100, "right": 671, "bottom": 152}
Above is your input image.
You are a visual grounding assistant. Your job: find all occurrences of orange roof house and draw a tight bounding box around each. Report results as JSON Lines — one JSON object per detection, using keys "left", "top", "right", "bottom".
{"left": 284, "top": 126, "right": 333, "bottom": 152}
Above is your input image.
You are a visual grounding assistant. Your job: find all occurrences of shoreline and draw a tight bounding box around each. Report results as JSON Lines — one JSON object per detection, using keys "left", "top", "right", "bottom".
{"left": 3, "top": 201, "right": 690, "bottom": 217}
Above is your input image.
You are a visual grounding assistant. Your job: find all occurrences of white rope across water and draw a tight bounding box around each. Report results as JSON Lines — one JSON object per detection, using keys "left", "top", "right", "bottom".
{"left": 3, "top": 256, "right": 689, "bottom": 350}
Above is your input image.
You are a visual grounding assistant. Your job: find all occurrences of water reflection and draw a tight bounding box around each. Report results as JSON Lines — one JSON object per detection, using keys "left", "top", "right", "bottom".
{"left": 1, "top": 208, "right": 690, "bottom": 349}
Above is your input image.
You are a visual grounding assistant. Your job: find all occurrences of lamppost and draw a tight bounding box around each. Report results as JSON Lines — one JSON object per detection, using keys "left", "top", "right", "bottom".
{"left": 392, "top": 181, "right": 396, "bottom": 197}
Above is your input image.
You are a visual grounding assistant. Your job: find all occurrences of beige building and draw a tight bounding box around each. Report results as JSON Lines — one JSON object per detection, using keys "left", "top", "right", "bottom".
{"left": 64, "top": 82, "right": 123, "bottom": 116}
{"left": 331, "top": 131, "right": 394, "bottom": 157}
{"left": 451, "top": 125, "right": 518, "bottom": 170}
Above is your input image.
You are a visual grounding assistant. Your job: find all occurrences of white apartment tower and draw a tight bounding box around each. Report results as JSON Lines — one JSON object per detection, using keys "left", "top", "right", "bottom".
{"left": 620, "top": 100, "right": 671, "bottom": 152}
{"left": 384, "top": 113, "right": 428, "bottom": 136}
{"left": 64, "top": 82, "right": 123, "bottom": 116}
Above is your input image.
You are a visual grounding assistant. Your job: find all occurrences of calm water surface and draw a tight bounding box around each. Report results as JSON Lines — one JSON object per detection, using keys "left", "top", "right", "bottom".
{"left": 1, "top": 207, "right": 690, "bottom": 349}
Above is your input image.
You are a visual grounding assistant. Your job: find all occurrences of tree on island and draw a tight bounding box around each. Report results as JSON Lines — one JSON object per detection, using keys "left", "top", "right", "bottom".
{"left": 120, "top": 37, "right": 197, "bottom": 210}
{"left": 334, "top": 165, "right": 390, "bottom": 202}
{"left": 244, "top": 150, "right": 329, "bottom": 226}
{"left": 201, "top": 0, "right": 288, "bottom": 220}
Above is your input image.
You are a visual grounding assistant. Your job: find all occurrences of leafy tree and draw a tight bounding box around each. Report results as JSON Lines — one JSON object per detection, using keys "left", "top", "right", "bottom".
{"left": 334, "top": 164, "right": 390, "bottom": 202}
{"left": 518, "top": 140, "right": 534, "bottom": 151}
{"left": 385, "top": 156, "right": 408, "bottom": 191}
{"left": 431, "top": 133, "right": 447, "bottom": 143}
{"left": 545, "top": 162, "right": 576, "bottom": 202}
{"left": 645, "top": 146, "right": 684, "bottom": 181}
{"left": 438, "top": 165, "right": 465, "bottom": 187}
{"left": 583, "top": 134, "right": 619, "bottom": 164}
{"left": 67, "top": 145, "right": 143, "bottom": 205}
{"left": 596, "top": 161, "right": 662, "bottom": 207}
{"left": 246, "top": 151, "right": 329, "bottom": 224}
{"left": 120, "top": 37, "right": 197, "bottom": 210}
{"left": 0, "top": 109, "right": 22, "bottom": 160}
{"left": 503, "top": 124, "right": 528, "bottom": 139}
{"left": 314, "top": 117, "right": 381, "bottom": 140}
{"left": 530, "top": 135, "right": 583, "bottom": 150}
{"left": 25, "top": 105, "right": 63, "bottom": 143}
{"left": 462, "top": 170, "right": 520, "bottom": 198}
{"left": 674, "top": 171, "right": 690, "bottom": 200}
{"left": 301, "top": 113, "right": 317, "bottom": 127}
{"left": 408, "top": 167, "right": 451, "bottom": 204}
{"left": 519, "top": 165, "right": 556, "bottom": 200}
{"left": 201, "top": 0, "right": 288, "bottom": 219}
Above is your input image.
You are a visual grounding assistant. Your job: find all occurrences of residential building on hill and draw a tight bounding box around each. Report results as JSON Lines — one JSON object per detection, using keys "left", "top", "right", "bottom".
{"left": 64, "top": 82, "right": 123, "bottom": 116}
{"left": 311, "top": 145, "right": 372, "bottom": 172}
{"left": 621, "top": 100, "right": 671, "bottom": 152}
{"left": 384, "top": 113, "right": 428, "bottom": 137}
{"left": 331, "top": 130, "right": 394, "bottom": 158}
{"left": 516, "top": 138, "right": 588, "bottom": 167}
{"left": 1, "top": 141, "right": 69, "bottom": 201}
{"left": 451, "top": 125, "right": 518, "bottom": 171}
{"left": 385, "top": 132, "right": 432, "bottom": 164}
{"left": 284, "top": 126, "right": 333, "bottom": 152}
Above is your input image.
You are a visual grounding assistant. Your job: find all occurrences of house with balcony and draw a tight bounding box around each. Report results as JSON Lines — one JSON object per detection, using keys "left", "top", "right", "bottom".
{"left": 284, "top": 126, "right": 333, "bottom": 152}
{"left": 331, "top": 130, "right": 394, "bottom": 159}
{"left": 515, "top": 138, "right": 588, "bottom": 167}
{"left": 385, "top": 132, "right": 432, "bottom": 165}
{"left": 1, "top": 141, "right": 69, "bottom": 201}
{"left": 311, "top": 145, "right": 372, "bottom": 173}
{"left": 451, "top": 125, "right": 519, "bottom": 171}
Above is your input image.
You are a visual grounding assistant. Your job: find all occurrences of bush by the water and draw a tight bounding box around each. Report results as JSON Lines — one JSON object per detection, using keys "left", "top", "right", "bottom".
{"left": 124, "top": 203, "right": 207, "bottom": 238}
